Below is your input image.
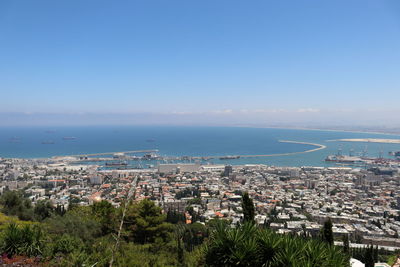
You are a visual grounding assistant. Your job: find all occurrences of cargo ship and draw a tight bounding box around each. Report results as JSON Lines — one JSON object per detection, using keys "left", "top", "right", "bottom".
{"left": 219, "top": 155, "right": 240, "bottom": 160}
{"left": 105, "top": 161, "right": 128, "bottom": 166}
{"left": 41, "top": 141, "right": 55, "bottom": 144}
{"left": 325, "top": 155, "right": 363, "bottom": 163}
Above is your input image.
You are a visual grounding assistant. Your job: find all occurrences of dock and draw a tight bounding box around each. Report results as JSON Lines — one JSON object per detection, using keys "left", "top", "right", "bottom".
{"left": 70, "top": 149, "right": 159, "bottom": 157}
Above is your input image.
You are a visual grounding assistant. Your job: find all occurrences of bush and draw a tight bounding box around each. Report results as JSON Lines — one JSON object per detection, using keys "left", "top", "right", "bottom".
{"left": 44, "top": 207, "right": 102, "bottom": 244}
{"left": 203, "top": 222, "right": 349, "bottom": 267}
{"left": 0, "top": 191, "right": 35, "bottom": 221}
{"left": 1, "top": 223, "right": 45, "bottom": 258}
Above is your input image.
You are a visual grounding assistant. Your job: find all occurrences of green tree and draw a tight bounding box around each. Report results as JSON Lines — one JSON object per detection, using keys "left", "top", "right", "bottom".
{"left": 124, "top": 199, "right": 173, "bottom": 244}
{"left": 45, "top": 206, "right": 101, "bottom": 244}
{"left": 34, "top": 199, "right": 54, "bottom": 221}
{"left": 373, "top": 245, "right": 379, "bottom": 264}
{"left": 166, "top": 209, "right": 185, "bottom": 224}
{"left": 54, "top": 204, "right": 66, "bottom": 216}
{"left": 206, "top": 218, "right": 230, "bottom": 230}
{"left": 0, "top": 190, "right": 34, "bottom": 221}
{"left": 91, "top": 200, "right": 117, "bottom": 235}
{"left": 241, "top": 192, "right": 255, "bottom": 224}
{"left": 364, "top": 245, "right": 375, "bottom": 267}
{"left": 180, "top": 223, "right": 208, "bottom": 252}
{"left": 343, "top": 234, "right": 350, "bottom": 254}
{"left": 321, "top": 218, "right": 334, "bottom": 245}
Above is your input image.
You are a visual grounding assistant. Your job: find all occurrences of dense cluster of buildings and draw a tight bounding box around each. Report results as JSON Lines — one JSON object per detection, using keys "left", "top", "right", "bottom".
{"left": 1, "top": 157, "right": 400, "bottom": 252}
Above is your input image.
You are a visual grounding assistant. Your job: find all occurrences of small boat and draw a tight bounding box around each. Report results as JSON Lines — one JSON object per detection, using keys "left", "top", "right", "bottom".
{"left": 41, "top": 141, "right": 55, "bottom": 144}
{"left": 142, "top": 154, "right": 158, "bottom": 160}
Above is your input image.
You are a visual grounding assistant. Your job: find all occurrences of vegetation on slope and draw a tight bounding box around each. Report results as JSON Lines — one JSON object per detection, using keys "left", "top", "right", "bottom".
{"left": 0, "top": 190, "right": 386, "bottom": 266}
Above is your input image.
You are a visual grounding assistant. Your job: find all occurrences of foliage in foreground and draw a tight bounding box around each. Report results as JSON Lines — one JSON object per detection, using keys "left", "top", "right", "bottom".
{"left": 203, "top": 222, "right": 350, "bottom": 267}
{"left": 0, "top": 223, "right": 45, "bottom": 258}
{"left": 0, "top": 190, "right": 368, "bottom": 266}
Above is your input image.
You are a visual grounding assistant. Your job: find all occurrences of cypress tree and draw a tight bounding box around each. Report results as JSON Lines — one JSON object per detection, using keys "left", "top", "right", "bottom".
{"left": 343, "top": 234, "right": 350, "bottom": 254}
{"left": 322, "top": 218, "right": 334, "bottom": 245}
{"left": 364, "top": 245, "right": 375, "bottom": 267}
{"left": 373, "top": 245, "right": 379, "bottom": 263}
{"left": 241, "top": 192, "right": 255, "bottom": 224}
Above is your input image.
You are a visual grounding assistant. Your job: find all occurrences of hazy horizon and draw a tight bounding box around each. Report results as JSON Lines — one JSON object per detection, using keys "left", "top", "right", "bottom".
{"left": 2, "top": 110, "right": 400, "bottom": 131}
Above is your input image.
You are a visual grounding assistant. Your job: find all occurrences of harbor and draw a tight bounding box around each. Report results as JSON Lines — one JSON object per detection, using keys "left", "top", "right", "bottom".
{"left": 63, "top": 140, "right": 327, "bottom": 169}
{"left": 3, "top": 126, "right": 400, "bottom": 168}
{"left": 61, "top": 139, "right": 400, "bottom": 170}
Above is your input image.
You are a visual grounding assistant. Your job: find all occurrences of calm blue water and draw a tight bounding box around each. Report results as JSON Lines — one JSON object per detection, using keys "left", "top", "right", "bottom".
{"left": 1, "top": 126, "right": 400, "bottom": 167}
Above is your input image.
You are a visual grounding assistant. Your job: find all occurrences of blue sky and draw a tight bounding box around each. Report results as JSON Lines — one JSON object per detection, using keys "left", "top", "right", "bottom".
{"left": 1, "top": 0, "right": 400, "bottom": 126}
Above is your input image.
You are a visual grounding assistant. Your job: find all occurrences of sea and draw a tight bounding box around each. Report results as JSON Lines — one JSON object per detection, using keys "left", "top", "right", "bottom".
{"left": 1, "top": 125, "right": 400, "bottom": 167}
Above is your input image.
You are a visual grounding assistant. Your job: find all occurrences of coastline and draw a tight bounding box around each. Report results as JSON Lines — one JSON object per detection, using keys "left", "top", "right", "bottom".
{"left": 64, "top": 140, "right": 326, "bottom": 160}
{"left": 230, "top": 125, "right": 400, "bottom": 137}
{"left": 327, "top": 138, "right": 400, "bottom": 144}
{"left": 2, "top": 125, "right": 397, "bottom": 160}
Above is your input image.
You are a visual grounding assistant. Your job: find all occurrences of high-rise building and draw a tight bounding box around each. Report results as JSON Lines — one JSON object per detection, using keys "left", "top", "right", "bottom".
{"left": 224, "top": 165, "right": 233, "bottom": 177}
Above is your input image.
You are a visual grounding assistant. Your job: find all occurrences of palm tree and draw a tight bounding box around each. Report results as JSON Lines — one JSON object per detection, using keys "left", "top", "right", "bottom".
{"left": 204, "top": 222, "right": 260, "bottom": 266}
{"left": 203, "top": 221, "right": 349, "bottom": 267}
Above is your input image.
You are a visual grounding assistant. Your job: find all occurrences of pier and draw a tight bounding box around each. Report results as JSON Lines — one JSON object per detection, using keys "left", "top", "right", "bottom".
{"left": 153, "top": 140, "right": 326, "bottom": 160}
{"left": 70, "top": 149, "right": 159, "bottom": 157}
{"left": 67, "top": 140, "right": 326, "bottom": 165}
{"left": 207, "top": 140, "right": 326, "bottom": 159}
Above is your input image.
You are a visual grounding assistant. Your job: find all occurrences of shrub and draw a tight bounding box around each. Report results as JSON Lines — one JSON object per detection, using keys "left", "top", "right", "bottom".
{"left": 203, "top": 222, "right": 349, "bottom": 267}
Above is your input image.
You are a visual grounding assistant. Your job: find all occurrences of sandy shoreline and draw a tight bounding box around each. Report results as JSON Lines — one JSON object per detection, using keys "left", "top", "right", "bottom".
{"left": 229, "top": 125, "right": 400, "bottom": 137}
{"left": 329, "top": 138, "right": 400, "bottom": 144}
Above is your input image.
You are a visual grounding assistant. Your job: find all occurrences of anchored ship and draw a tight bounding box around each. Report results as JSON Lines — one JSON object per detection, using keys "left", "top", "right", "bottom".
{"left": 325, "top": 155, "right": 363, "bottom": 163}
{"left": 41, "top": 141, "right": 55, "bottom": 144}
{"left": 105, "top": 161, "right": 128, "bottom": 166}
{"left": 219, "top": 155, "right": 240, "bottom": 160}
